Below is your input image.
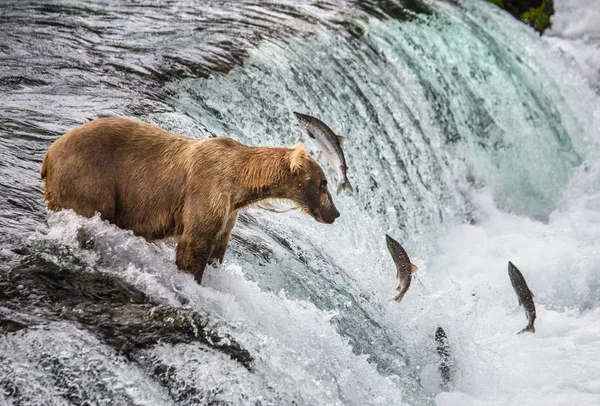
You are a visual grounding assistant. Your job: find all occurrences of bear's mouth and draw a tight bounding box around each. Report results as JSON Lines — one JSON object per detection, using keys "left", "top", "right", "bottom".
{"left": 311, "top": 208, "right": 338, "bottom": 224}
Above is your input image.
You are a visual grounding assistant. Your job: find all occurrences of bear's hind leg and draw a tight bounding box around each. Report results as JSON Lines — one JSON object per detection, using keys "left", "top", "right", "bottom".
{"left": 44, "top": 164, "right": 117, "bottom": 223}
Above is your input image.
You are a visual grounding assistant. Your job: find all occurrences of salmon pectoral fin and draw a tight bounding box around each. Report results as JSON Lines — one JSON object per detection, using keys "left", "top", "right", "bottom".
{"left": 411, "top": 264, "right": 418, "bottom": 272}
{"left": 337, "top": 180, "right": 353, "bottom": 195}
{"left": 337, "top": 136, "right": 346, "bottom": 145}
{"left": 317, "top": 151, "right": 324, "bottom": 159}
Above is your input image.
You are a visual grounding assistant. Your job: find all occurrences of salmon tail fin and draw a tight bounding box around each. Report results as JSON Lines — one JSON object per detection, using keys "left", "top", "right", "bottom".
{"left": 517, "top": 325, "right": 535, "bottom": 334}
{"left": 336, "top": 179, "right": 353, "bottom": 195}
{"left": 392, "top": 292, "right": 406, "bottom": 303}
{"left": 411, "top": 264, "right": 419, "bottom": 272}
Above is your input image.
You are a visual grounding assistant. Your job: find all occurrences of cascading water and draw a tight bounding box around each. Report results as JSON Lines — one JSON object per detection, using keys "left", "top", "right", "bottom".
{"left": 0, "top": 0, "right": 598, "bottom": 405}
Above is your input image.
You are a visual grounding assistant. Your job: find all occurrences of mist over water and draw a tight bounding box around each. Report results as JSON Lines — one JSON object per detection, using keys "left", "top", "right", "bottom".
{"left": 1, "top": 0, "right": 599, "bottom": 405}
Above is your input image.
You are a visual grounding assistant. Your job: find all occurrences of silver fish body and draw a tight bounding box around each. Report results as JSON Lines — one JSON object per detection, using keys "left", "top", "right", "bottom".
{"left": 385, "top": 234, "right": 418, "bottom": 303}
{"left": 508, "top": 261, "right": 536, "bottom": 334}
{"left": 293, "top": 112, "right": 353, "bottom": 195}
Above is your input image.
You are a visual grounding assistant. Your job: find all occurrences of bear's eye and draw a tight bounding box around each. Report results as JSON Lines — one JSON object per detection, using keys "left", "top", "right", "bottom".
{"left": 319, "top": 179, "right": 327, "bottom": 193}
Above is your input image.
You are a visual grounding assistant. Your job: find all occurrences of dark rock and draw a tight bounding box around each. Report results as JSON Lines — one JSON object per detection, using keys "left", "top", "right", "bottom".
{"left": 0, "top": 255, "right": 253, "bottom": 370}
{"left": 0, "top": 314, "right": 27, "bottom": 333}
{"left": 486, "top": 0, "right": 554, "bottom": 34}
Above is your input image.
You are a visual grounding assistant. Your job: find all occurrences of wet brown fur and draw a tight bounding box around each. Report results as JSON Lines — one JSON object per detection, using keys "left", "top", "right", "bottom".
{"left": 41, "top": 117, "right": 337, "bottom": 283}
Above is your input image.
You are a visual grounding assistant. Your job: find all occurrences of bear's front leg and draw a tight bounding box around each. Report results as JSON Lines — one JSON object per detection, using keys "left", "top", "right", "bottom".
{"left": 209, "top": 213, "right": 238, "bottom": 265}
{"left": 176, "top": 194, "right": 229, "bottom": 284}
{"left": 175, "top": 234, "right": 213, "bottom": 284}
{"left": 175, "top": 212, "right": 226, "bottom": 284}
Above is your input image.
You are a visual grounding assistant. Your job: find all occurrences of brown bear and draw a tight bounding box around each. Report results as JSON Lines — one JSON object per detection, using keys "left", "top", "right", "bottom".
{"left": 41, "top": 117, "right": 339, "bottom": 283}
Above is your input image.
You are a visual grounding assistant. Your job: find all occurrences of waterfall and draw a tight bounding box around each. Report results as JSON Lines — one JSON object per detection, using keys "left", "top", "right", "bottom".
{"left": 1, "top": 0, "right": 598, "bottom": 404}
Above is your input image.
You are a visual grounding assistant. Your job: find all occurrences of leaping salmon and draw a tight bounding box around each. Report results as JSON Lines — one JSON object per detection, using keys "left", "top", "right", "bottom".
{"left": 508, "top": 261, "right": 536, "bottom": 334}
{"left": 385, "top": 234, "right": 418, "bottom": 303}
{"left": 435, "top": 326, "right": 452, "bottom": 391}
{"left": 293, "top": 112, "right": 353, "bottom": 195}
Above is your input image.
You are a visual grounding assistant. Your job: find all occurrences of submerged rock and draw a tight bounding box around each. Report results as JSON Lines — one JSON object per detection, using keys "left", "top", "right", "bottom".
{"left": 486, "top": 0, "right": 554, "bottom": 33}
{"left": 0, "top": 254, "right": 253, "bottom": 370}
{"left": 0, "top": 314, "right": 27, "bottom": 334}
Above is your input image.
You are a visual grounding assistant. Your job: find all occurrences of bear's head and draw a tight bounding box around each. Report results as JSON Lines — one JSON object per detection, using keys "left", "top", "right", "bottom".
{"left": 280, "top": 143, "right": 340, "bottom": 224}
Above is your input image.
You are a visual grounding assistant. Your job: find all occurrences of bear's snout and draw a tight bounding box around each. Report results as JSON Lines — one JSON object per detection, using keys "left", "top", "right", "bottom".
{"left": 314, "top": 205, "right": 340, "bottom": 224}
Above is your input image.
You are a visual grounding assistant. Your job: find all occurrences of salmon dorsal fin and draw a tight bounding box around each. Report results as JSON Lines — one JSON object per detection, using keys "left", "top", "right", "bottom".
{"left": 411, "top": 264, "right": 419, "bottom": 272}
{"left": 337, "top": 135, "right": 346, "bottom": 145}
{"left": 530, "top": 289, "right": 535, "bottom": 299}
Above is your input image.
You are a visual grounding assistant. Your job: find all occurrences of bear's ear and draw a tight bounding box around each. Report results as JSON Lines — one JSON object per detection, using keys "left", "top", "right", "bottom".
{"left": 289, "top": 142, "right": 308, "bottom": 174}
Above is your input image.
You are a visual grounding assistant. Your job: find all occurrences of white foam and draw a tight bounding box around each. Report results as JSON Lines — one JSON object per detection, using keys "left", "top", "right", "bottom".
{"left": 0, "top": 323, "right": 171, "bottom": 405}
{"left": 408, "top": 185, "right": 600, "bottom": 405}
{"left": 545, "top": 0, "right": 600, "bottom": 89}
{"left": 34, "top": 210, "right": 408, "bottom": 404}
